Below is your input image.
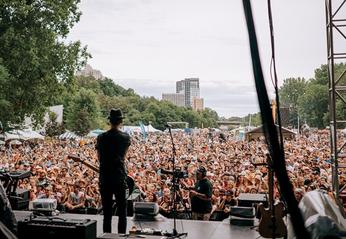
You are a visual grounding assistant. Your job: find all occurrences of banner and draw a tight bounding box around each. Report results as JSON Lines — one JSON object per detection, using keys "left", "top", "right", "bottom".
{"left": 139, "top": 121, "right": 147, "bottom": 141}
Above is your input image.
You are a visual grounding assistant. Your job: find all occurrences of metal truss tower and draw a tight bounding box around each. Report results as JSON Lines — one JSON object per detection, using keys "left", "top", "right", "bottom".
{"left": 326, "top": 0, "right": 346, "bottom": 214}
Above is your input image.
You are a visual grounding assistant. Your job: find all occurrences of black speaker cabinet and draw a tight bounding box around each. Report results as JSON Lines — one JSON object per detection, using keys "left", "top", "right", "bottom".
{"left": 18, "top": 217, "right": 97, "bottom": 239}
{"left": 237, "top": 193, "right": 267, "bottom": 207}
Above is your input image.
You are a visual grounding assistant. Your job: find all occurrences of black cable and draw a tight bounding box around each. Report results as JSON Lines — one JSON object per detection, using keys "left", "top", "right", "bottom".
{"left": 267, "top": 1, "right": 284, "bottom": 238}
{"left": 242, "top": 1, "right": 310, "bottom": 238}
{"left": 267, "top": 0, "right": 290, "bottom": 214}
{"left": 267, "top": 0, "right": 284, "bottom": 148}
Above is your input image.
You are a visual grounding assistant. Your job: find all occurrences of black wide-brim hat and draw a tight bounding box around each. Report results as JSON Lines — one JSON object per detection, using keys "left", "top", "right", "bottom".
{"left": 108, "top": 108, "right": 125, "bottom": 121}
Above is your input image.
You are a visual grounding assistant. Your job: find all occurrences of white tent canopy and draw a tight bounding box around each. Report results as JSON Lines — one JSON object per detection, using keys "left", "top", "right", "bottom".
{"left": 5, "top": 129, "right": 44, "bottom": 141}
{"left": 147, "top": 124, "right": 161, "bottom": 133}
{"left": 87, "top": 129, "right": 106, "bottom": 137}
{"left": 122, "top": 126, "right": 141, "bottom": 134}
{"left": 122, "top": 124, "right": 161, "bottom": 134}
{"left": 59, "top": 131, "right": 81, "bottom": 140}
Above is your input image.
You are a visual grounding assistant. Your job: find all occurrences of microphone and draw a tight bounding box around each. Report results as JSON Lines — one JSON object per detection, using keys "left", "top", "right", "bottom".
{"left": 165, "top": 123, "right": 172, "bottom": 128}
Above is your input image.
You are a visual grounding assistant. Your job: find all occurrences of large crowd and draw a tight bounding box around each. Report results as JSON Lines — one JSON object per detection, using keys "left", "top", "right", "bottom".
{"left": 0, "top": 129, "right": 345, "bottom": 219}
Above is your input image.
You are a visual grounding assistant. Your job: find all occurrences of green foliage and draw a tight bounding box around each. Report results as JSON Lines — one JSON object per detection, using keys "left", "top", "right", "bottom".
{"left": 279, "top": 77, "right": 307, "bottom": 127}
{"left": 65, "top": 89, "right": 100, "bottom": 135}
{"left": 279, "top": 78, "right": 307, "bottom": 108}
{"left": 0, "top": 63, "right": 13, "bottom": 130}
{"left": 99, "top": 77, "right": 136, "bottom": 97}
{"left": 242, "top": 113, "right": 262, "bottom": 127}
{"left": 45, "top": 111, "right": 64, "bottom": 137}
{"left": 276, "top": 63, "right": 346, "bottom": 129}
{"left": 59, "top": 75, "right": 219, "bottom": 131}
{"left": 0, "top": 0, "right": 89, "bottom": 128}
{"left": 312, "top": 64, "right": 329, "bottom": 85}
{"left": 298, "top": 83, "right": 328, "bottom": 128}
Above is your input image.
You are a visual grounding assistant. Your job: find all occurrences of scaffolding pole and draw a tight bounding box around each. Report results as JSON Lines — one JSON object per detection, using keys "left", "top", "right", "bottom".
{"left": 326, "top": 0, "right": 346, "bottom": 215}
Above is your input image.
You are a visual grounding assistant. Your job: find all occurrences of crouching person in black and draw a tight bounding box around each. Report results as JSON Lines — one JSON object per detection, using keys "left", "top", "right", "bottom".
{"left": 220, "top": 190, "right": 237, "bottom": 219}
{"left": 96, "top": 109, "right": 131, "bottom": 234}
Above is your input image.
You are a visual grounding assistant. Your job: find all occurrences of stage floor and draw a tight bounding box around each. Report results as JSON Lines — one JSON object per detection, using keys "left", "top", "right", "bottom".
{"left": 14, "top": 211, "right": 260, "bottom": 239}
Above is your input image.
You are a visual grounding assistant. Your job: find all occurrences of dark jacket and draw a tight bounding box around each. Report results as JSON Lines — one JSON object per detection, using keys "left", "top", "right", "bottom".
{"left": 96, "top": 128, "right": 131, "bottom": 186}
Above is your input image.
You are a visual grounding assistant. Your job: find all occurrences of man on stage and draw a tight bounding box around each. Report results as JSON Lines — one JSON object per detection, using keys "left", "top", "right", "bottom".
{"left": 96, "top": 108, "right": 131, "bottom": 234}
{"left": 185, "top": 166, "right": 213, "bottom": 220}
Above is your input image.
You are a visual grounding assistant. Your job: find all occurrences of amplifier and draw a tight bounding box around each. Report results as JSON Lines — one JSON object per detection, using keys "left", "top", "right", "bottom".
{"left": 238, "top": 193, "right": 267, "bottom": 207}
{"left": 18, "top": 217, "right": 97, "bottom": 239}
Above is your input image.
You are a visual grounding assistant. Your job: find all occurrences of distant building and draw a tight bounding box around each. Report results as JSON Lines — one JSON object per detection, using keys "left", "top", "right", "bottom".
{"left": 192, "top": 97, "right": 204, "bottom": 111}
{"left": 76, "top": 64, "right": 104, "bottom": 80}
{"left": 24, "top": 105, "right": 64, "bottom": 130}
{"left": 45, "top": 105, "right": 64, "bottom": 124}
{"left": 176, "top": 78, "right": 200, "bottom": 107}
{"left": 162, "top": 93, "right": 185, "bottom": 107}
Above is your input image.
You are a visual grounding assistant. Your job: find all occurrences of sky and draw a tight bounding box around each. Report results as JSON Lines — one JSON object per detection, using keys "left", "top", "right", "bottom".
{"left": 67, "top": 0, "right": 333, "bottom": 118}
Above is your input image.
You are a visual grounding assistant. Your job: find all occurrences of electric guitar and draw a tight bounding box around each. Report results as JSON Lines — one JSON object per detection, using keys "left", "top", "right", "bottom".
{"left": 67, "top": 154, "right": 135, "bottom": 198}
{"left": 257, "top": 154, "right": 287, "bottom": 238}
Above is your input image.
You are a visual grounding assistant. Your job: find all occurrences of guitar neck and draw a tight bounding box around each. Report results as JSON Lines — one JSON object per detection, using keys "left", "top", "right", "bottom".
{"left": 68, "top": 155, "right": 100, "bottom": 173}
{"left": 268, "top": 167, "right": 274, "bottom": 210}
{"left": 81, "top": 160, "right": 100, "bottom": 173}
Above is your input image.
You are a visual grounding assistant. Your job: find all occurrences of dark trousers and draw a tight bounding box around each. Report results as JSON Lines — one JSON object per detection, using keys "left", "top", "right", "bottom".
{"left": 100, "top": 183, "right": 127, "bottom": 234}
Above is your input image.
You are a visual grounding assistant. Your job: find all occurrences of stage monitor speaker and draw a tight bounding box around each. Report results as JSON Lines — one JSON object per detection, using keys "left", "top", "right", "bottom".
{"left": 29, "top": 198, "right": 57, "bottom": 212}
{"left": 134, "top": 202, "right": 159, "bottom": 216}
{"left": 238, "top": 193, "right": 267, "bottom": 207}
{"left": 230, "top": 216, "right": 255, "bottom": 226}
{"left": 133, "top": 202, "right": 159, "bottom": 221}
{"left": 18, "top": 217, "right": 97, "bottom": 239}
{"left": 230, "top": 206, "right": 255, "bottom": 218}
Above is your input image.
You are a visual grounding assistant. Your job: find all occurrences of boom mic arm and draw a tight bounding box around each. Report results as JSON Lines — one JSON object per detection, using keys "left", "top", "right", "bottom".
{"left": 165, "top": 123, "right": 172, "bottom": 128}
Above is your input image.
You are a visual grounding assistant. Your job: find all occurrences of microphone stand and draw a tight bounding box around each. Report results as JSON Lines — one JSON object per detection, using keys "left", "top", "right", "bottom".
{"left": 165, "top": 124, "right": 188, "bottom": 238}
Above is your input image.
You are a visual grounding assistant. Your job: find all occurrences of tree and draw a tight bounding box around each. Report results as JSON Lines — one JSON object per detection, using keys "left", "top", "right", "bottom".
{"left": 0, "top": 63, "right": 13, "bottom": 130}
{"left": 279, "top": 77, "right": 307, "bottom": 127}
{"left": 312, "top": 64, "right": 329, "bottom": 86}
{"left": 45, "top": 111, "right": 64, "bottom": 137}
{"left": 243, "top": 112, "right": 262, "bottom": 127}
{"left": 52, "top": 72, "right": 221, "bottom": 131}
{"left": 0, "top": 0, "right": 89, "bottom": 128}
{"left": 99, "top": 77, "right": 137, "bottom": 97}
{"left": 66, "top": 89, "right": 100, "bottom": 135}
{"left": 298, "top": 83, "right": 328, "bottom": 128}
{"left": 199, "top": 108, "right": 219, "bottom": 128}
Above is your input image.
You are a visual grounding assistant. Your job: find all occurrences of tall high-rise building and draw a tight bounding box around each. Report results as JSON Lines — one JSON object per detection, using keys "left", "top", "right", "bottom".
{"left": 176, "top": 78, "right": 200, "bottom": 107}
{"left": 162, "top": 93, "right": 185, "bottom": 107}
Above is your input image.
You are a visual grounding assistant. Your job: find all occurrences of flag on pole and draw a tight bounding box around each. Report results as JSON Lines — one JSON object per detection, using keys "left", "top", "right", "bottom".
{"left": 139, "top": 121, "right": 147, "bottom": 141}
